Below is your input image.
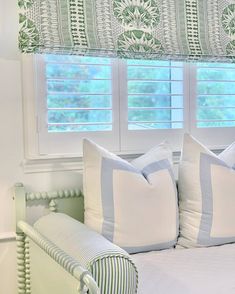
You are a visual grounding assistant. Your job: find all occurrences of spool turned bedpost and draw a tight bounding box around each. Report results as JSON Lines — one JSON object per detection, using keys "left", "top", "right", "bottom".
{"left": 13, "top": 183, "right": 31, "bottom": 294}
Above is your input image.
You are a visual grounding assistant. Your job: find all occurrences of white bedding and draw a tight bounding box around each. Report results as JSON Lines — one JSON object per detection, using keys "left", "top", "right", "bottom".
{"left": 132, "top": 244, "right": 235, "bottom": 294}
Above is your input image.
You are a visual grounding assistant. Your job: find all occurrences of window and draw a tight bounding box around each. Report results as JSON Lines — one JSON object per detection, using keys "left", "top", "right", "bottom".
{"left": 196, "top": 63, "right": 235, "bottom": 128}
{"left": 45, "top": 55, "right": 113, "bottom": 133}
{"left": 34, "top": 55, "right": 120, "bottom": 155}
{"left": 119, "top": 59, "right": 185, "bottom": 151}
{"left": 22, "top": 55, "right": 235, "bottom": 158}
{"left": 126, "top": 60, "right": 184, "bottom": 130}
{"left": 189, "top": 63, "right": 235, "bottom": 148}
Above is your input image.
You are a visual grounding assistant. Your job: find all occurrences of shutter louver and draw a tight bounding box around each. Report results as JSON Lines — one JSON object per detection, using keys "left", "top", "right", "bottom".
{"left": 127, "top": 60, "right": 184, "bottom": 130}
{"left": 197, "top": 63, "right": 235, "bottom": 128}
{"left": 45, "top": 55, "right": 113, "bottom": 132}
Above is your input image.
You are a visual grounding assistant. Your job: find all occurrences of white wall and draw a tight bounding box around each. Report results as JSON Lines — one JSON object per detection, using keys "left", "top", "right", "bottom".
{"left": 0, "top": 2, "right": 83, "bottom": 293}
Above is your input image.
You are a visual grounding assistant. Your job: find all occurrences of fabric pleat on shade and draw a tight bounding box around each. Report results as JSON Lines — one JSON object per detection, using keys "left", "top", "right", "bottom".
{"left": 19, "top": 0, "right": 235, "bottom": 61}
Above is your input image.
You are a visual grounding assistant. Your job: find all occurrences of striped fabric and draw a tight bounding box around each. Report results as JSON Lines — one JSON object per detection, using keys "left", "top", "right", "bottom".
{"left": 20, "top": 0, "right": 235, "bottom": 62}
{"left": 91, "top": 254, "right": 137, "bottom": 294}
{"left": 34, "top": 213, "right": 138, "bottom": 293}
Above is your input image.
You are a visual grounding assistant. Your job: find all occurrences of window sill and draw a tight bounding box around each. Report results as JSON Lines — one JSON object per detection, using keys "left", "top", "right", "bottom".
{"left": 22, "top": 151, "right": 182, "bottom": 174}
{"left": 22, "top": 157, "right": 84, "bottom": 174}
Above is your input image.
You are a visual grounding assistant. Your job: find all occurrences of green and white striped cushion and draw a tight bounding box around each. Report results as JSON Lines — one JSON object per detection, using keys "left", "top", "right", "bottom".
{"left": 34, "top": 213, "right": 138, "bottom": 293}
{"left": 91, "top": 254, "right": 137, "bottom": 294}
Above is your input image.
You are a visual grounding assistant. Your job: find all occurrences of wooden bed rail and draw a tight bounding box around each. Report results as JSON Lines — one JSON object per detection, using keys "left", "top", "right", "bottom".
{"left": 17, "top": 221, "right": 99, "bottom": 294}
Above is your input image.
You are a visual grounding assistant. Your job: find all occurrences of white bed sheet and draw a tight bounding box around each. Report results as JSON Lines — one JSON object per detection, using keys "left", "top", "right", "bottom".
{"left": 131, "top": 244, "right": 235, "bottom": 294}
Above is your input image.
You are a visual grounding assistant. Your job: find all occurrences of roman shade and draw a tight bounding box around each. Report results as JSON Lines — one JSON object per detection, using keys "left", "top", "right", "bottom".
{"left": 19, "top": 0, "right": 235, "bottom": 61}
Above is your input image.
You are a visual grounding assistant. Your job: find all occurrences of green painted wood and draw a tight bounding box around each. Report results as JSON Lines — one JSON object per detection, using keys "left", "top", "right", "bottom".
{"left": 14, "top": 183, "right": 28, "bottom": 294}
{"left": 13, "top": 183, "right": 91, "bottom": 293}
{"left": 14, "top": 183, "right": 26, "bottom": 233}
{"left": 16, "top": 233, "right": 27, "bottom": 294}
{"left": 18, "top": 221, "right": 99, "bottom": 293}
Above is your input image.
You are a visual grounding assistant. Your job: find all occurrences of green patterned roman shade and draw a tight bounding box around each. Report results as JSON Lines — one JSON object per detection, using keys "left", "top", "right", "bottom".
{"left": 19, "top": 0, "right": 235, "bottom": 61}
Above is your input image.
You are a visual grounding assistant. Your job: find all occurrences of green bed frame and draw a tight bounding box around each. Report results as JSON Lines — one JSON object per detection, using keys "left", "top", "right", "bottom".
{"left": 13, "top": 183, "right": 99, "bottom": 294}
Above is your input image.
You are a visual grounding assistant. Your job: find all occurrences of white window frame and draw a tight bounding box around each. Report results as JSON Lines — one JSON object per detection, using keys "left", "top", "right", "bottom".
{"left": 21, "top": 55, "right": 40, "bottom": 160}
{"left": 22, "top": 55, "right": 121, "bottom": 158}
{"left": 35, "top": 55, "right": 120, "bottom": 156}
{"left": 21, "top": 55, "right": 235, "bottom": 161}
{"left": 119, "top": 60, "right": 189, "bottom": 152}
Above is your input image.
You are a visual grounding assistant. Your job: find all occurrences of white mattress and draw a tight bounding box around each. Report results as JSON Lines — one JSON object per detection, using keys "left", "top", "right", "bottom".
{"left": 131, "top": 244, "right": 235, "bottom": 294}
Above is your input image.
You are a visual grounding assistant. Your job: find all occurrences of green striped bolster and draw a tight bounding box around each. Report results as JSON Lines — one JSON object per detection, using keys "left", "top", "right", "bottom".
{"left": 90, "top": 254, "right": 138, "bottom": 294}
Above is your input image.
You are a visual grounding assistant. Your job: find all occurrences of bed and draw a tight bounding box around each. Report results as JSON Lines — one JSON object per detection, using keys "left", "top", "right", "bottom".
{"left": 14, "top": 183, "right": 235, "bottom": 294}
{"left": 133, "top": 245, "right": 235, "bottom": 293}
{"left": 14, "top": 183, "right": 139, "bottom": 294}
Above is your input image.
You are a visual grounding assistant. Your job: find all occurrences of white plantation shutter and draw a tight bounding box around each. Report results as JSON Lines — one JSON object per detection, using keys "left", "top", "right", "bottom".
{"left": 127, "top": 60, "right": 184, "bottom": 129}
{"left": 30, "top": 55, "right": 235, "bottom": 157}
{"left": 46, "top": 55, "right": 113, "bottom": 132}
{"left": 196, "top": 63, "right": 235, "bottom": 128}
{"left": 190, "top": 63, "right": 235, "bottom": 148}
{"left": 119, "top": 60, "right": 186, "bottom": 152}
{"left": 36, "top": 55, "right": 120, "bottom": 155}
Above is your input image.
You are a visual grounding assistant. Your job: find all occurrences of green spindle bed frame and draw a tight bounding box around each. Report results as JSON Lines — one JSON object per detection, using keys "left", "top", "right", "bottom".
{"left": 13, "top": 183, "right": 100, "bottom": 294}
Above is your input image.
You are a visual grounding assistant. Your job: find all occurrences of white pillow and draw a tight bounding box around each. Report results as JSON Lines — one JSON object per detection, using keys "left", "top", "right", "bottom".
{"left": 83, "top": 139, "right": 178, "bottom": 253}
{"left": 178, "top": 134, "right": 235, "bottom": 248}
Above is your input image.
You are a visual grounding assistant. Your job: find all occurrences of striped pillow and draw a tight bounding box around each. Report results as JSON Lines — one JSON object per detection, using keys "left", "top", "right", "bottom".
{"left": 83, "top": 139, "right": 178, "bottom": 253}
{"left": 34, "top": 213, "right": 138, "bottom": 294}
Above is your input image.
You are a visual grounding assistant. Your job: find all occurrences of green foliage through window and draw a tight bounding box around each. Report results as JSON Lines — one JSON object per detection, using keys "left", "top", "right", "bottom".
{"left": 46, "top": 55, "right": 112, "bottom": 132}
{"left": 127, "top": 60, "right": 183, "bottom": 130}
{"left": 197, "top": 64, "right": 235, "bottom": 128}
